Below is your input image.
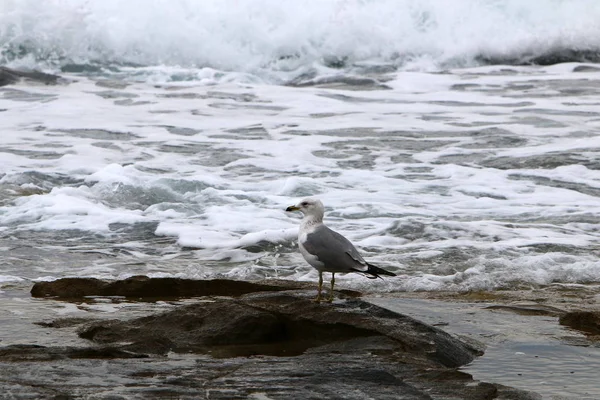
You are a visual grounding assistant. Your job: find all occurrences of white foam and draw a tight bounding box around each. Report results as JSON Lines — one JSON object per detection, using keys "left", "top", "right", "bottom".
{"left": 0, "top": 186, "right": 148, "bottom": 232}
{"left": 0, "top": 275, "right": 25, "bottom": 283}
{"left": 2, "top": 0, "right": 600, "bottom": 80}
{"left": 399, "top": 253, "right": 600, "bottom": 292}
{"left": 1, "top": 62, "right": 600, "bottom": 291}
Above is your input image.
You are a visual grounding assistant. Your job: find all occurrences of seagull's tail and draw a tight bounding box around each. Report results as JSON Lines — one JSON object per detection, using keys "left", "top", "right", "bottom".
{"left": 364, "top": 263, "right": 397, "bottom": 279}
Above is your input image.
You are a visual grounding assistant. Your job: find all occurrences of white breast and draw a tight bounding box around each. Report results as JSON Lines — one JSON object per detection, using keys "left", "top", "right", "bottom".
{"left": 298, "top": 221, "right": 325, "bottom": 271}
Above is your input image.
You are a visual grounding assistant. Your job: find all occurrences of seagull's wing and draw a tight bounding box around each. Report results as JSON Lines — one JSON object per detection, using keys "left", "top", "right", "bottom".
{"left": 301, "top": 225, "right": 368, "bottom": 273}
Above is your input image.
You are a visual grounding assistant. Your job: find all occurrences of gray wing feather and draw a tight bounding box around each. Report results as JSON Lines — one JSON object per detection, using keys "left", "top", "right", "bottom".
{"left": 302, "top": 225, "right": 368, "bottom": 272}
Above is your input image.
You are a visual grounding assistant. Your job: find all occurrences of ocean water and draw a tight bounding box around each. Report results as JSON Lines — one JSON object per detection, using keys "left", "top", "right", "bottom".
{"left": 370, "top": 297, "right": 600, "bottom": 399}
{"left": 1, "top": 0, "right": 600, "bottom": 294}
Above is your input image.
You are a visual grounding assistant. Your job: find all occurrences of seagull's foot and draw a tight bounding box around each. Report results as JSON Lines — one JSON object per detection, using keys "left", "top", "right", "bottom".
{"left": 325, "top": 293, "right": 334, "bottom": 303}
{"left": 314, "top": 294, "right": 322, "bottom": 303}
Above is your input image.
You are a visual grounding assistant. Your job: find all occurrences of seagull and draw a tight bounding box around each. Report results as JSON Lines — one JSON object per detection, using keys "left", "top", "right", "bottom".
{"left": 286, "top": 198, "right": 396, "bottom": 302}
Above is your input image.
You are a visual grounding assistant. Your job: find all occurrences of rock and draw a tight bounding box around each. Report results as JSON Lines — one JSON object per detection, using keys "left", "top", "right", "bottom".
{"left": 0, "top": 66, "right": 61, "bottom": 87}
{"left": 559, "top": 311, "right": 600, "bottom": 335}
{"left": 31, "top": 277, "right": 106, "bottom": 298}
{"left": 4, "top": 281, "right": 542, "bottom": 399}
{"left": 78, "top": 291, "right": 480, "bottom": 368}
{"left": 0, "top": 339, "right": 539, "bottom": 399}
{"left": 68, "top": 291, "right": 539, "bottom": 398}
{"left": 30, "top": 275, "right": 347, "bottom": 300}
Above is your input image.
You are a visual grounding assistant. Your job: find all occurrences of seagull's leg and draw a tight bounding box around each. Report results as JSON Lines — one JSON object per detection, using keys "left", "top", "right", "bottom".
{"left": 314, "top": 271, "right": 323, "bottom": 303}
{"left": 326, "top": 272, "right": 335, "bottom": 303}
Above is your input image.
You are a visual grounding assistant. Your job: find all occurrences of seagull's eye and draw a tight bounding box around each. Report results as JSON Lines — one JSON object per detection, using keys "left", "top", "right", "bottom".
{"left": 301, "top": 202, "right": 308, "bottom": 207}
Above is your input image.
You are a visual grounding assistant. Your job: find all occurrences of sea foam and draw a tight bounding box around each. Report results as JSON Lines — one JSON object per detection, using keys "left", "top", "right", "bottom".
{"left": 2, "top": 0, "right": 600, "bottom": 82}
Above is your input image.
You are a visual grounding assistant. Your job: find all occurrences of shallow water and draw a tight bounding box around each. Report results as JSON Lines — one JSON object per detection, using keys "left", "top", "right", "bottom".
{"left": 368, "top": 297, "right": 600, "bottom": 400}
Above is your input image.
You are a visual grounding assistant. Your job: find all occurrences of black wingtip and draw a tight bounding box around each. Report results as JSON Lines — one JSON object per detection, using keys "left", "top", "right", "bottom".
{"left": 366, "top": 263, "right": 397, "bottom": 278}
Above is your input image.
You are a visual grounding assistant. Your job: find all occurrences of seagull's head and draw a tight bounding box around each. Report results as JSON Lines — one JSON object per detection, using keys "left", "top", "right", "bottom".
{"left": 286, "top": 198, "right": 324, "bottom": 220}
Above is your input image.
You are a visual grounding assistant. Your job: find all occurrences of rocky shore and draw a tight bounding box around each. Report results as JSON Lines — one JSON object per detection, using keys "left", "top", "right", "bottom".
{"left": 0, "top": 276, "right": 559, "bottom": 399}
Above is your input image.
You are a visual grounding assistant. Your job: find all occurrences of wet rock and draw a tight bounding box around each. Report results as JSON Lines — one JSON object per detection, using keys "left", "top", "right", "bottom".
{"left": 78, "top": 301, "right": 291, "bottom": 356}
{"left": 0, "top": 339, "right": 539, "bottom": 399}
{"left": 78, "top": 291, "right": 480, "bottom": 368}
{"left": 9, "top": 281, "right": 543, "bottom": 399}
{"left": 0, "top": 66, "right": 61, "bottom": 86}
{"left": 559, "top": 311, "right": 600, "bottom": 335}
{"left": 31, "top": 277, "right": 105, "bottom": 298}
{"left": 54, "top": 290, "right": 540, "bottom": 399}
{"left": 30, "top": 276, "right": 317, "bottom": 300}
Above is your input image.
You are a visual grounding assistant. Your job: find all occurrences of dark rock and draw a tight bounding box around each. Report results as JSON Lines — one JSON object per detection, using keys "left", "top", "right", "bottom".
{"left": 78, "top": 291, "right": 480, "bottom": 368}
{"left": 559, "top": 311, "right": 600, "bottom": 335}
{"left": 4, "top": 281, "right": 542, "bottom": 399}
{"left": 0, "top": 66, "right": 61, "bottom": 87}
{"left": 0, "top": 339, "right": 541, "bottom": 399}
{"left": 183, "top": 342, "right": 539, "bottom": 399}
{"left": 67, "top": 290, "right": 522, "bottom": 398}
{"left": 30, "top": 276, "right": 329, "bottom": 300}
{"left": 31, "top": 277, "right": 106, "bottom": 298}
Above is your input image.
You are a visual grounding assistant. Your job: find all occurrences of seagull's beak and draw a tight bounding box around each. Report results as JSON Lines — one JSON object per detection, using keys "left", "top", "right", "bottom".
{"left": 286, "top": 205, "right": 300, "bottom": 212}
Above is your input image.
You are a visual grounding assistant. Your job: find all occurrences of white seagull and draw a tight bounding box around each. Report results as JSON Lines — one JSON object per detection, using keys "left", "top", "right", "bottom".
{"left": 286, "top": 198, "right": 396, "bottom": 302}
